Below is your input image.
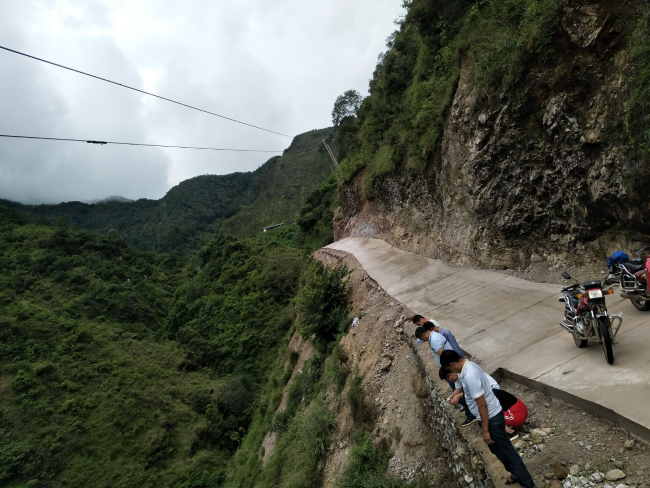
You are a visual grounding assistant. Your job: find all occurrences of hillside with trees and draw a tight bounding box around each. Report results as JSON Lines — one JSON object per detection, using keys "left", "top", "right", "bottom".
{"left": 12, "top": 128, "right": 333, "bottom": 253}
{"left": 0, "top": 182, "right": 348, "bottom": 487}
{"left": 219, "top": 128, "right": 334, "bottom": 238}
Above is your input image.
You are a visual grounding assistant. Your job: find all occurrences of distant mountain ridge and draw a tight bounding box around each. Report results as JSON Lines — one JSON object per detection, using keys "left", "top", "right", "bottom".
{"left": 8, "top": 127, "right": 334, "bottom": 252}
{"left": 84, "top": 195, "right": 134, "bottom": 204}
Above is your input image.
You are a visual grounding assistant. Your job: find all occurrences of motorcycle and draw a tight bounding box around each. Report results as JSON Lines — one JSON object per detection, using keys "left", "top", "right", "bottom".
{"left": 605, "top": 236, "right": 650, "bottom": 311}
{"left": 559, "top": 271, "right": 622, "bottom": 365}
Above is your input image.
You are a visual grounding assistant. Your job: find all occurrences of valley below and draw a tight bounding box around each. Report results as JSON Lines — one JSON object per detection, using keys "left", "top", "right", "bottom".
{"left": 2, "top": 0, "right": 650, "bottom": 487}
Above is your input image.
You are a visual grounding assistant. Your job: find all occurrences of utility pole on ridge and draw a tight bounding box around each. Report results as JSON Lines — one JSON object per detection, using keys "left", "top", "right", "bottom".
{"left": 320, "top": 140, "right": 340, "bottom": 173}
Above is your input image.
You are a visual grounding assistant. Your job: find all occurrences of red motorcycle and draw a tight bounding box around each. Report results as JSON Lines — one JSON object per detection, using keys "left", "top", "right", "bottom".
{"left": 606, "top": 236, "right": 650, "bottom": 311}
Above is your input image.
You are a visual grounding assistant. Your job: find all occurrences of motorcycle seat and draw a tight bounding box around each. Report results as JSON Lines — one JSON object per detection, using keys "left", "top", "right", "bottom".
{"left": 620, "top": 261, "right": 645, "bottom": 272}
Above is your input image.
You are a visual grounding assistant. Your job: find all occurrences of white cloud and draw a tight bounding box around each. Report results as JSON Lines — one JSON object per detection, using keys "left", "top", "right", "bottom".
{"left": 0, "top": 0, "right": 403, "bottom": 203}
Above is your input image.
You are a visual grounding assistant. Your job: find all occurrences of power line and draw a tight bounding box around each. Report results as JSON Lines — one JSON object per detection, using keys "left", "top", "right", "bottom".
{"left": 0, "top": 134, "right": 284, "bottom": 152}
{"left": 0, "top": 44, "right": 293, "bottom": 138}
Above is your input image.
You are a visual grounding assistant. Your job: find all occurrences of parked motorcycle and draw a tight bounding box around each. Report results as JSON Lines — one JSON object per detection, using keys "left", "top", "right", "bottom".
{"left": 605, "top": 236, "right": 650, "bottom": 311}
{"left": 559, "top": 272, "right": 622, "bottom": 365}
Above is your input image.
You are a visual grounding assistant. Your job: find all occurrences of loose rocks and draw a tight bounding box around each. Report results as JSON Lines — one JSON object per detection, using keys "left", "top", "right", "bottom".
{"left": 555, "top": 463, "right": 570, "bottom": 479}
{"left": 606, "top": 469, "right": 627, "bottom": 481}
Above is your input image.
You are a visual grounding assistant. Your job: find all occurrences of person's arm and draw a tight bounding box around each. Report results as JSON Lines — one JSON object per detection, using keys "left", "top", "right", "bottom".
{"left": 449, "top": 393, "right": 464, "bottom": 405}
{"left": 476, "top": 396, "right": 493, "bottom": 445}
{"left": 436, "top": 347, "right": 444, "bottom": 357}
{"left": 446, "top": 388, "right": 464, "bottom": 404}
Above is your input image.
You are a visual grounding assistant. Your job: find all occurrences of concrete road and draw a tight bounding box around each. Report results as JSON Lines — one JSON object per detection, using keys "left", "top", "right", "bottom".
{"left": 326, "top": 237, "right": 650, "bottom": 438}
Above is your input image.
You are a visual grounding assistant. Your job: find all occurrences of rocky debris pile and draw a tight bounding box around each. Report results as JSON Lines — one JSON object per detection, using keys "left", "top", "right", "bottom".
{"left": 386, "top": 456, "right": 427, "bottom": 483}
{"left": 545, "top": 461, "right": 644, "bottom": 488}
{"left": 513, "top": 427, "right": 555, "bottom": 457}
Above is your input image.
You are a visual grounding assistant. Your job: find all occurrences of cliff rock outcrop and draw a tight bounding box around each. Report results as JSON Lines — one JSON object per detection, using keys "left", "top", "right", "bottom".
{"left": 336, "top": 0, "right": 650, "bottom": 271}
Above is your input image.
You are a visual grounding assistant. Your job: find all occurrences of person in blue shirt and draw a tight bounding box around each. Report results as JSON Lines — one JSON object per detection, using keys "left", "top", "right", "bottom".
{"left": 414, "top": 315, "right": 475, "bottom": 425}
{"left": 414, "top": 326, "right": 454, "bottom": 368}
{"left": 412, "top": 315, "right": 464, "bottom": 358}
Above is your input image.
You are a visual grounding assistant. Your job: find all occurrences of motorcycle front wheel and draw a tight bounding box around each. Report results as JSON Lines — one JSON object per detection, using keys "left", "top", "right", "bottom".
{"left": 572, "top": 325, "right": 588, "bottom": 348}
{"left": 598, "top": 317, "right": 614, "bottom": 365}
{"left": 631, "top": 298, "right": 650, "bottom": 311}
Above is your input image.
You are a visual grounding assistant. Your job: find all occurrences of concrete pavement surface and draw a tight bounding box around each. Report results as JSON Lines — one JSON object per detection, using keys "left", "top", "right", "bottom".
{"left": 326, "top": 237, "right": 650, "bottom": 438}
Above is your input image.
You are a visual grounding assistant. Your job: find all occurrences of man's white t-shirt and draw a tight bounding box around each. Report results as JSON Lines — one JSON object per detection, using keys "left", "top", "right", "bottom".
{"left": 455, "top": 372, "right": 499, "bottom": 391}
{"left": 458, "top": 360, "right": 502, "bottom": 419}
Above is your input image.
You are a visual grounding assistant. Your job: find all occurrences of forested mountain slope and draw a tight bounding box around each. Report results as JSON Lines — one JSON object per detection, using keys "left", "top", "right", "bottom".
{"left": 0, "top": 190, "right": 344, "bottom": 487}
{"left": 9, "top": 173, "right": 253, "bottom": 252}
{"left": 332, "top": 0, "right": 650, "bottom": 271}
{"left": 220, "top": 128, "right": 334, "bottom": 237}
{"left": 13, "top": 128, "right": 333, "bottom": 252}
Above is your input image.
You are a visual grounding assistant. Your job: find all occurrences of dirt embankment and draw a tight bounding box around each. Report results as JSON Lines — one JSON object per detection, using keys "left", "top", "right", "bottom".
{"left": 313, "top": 248, "right": 650, "bottom": 488}
{"left": 315, "top": 247, "right": 453, "bottom": 487}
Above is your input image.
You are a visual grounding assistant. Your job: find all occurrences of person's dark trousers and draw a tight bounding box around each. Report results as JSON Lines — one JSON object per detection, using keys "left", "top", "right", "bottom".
{"left": 487, "top": 412, "right": 536, "bottom": 487}
{"left": 458, "top": 394, "right": 475, "bottom": 420}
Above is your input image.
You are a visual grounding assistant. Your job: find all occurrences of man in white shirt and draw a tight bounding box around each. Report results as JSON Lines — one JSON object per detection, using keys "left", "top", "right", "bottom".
{"left": 440, "top": 367, "right": 523, "bottom": 440}
{"left": 441, "top": 350, "right": 537, "bottom": 488}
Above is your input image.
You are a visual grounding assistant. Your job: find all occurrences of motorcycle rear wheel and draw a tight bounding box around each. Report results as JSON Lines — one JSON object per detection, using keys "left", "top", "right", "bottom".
{"left": 631, "top": 298, "right": 650, "bottom": 311}
{"left": 598, "top": 317, "right": 614, "bottom": 365}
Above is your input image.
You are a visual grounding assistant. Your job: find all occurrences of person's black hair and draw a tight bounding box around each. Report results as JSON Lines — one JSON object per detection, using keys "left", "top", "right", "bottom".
{"left": 440, "top": 350, "right": 461, "bottom": 368}
{"left": 423, "top": 321, "right": 435, "bottom": 331}
{"left": 412, "top": 314, "right": 424, "bottom": 324}
{"left": 414, "top": 326, "right": 427, "bottom": 339}
{"left": 438, "top": 366, "right": 452, "bottom": 381}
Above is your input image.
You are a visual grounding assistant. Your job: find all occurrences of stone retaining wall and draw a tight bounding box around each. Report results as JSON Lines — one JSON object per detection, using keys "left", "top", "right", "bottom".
{"left": 415, "top": 356, "right": 495, "bottom": 487}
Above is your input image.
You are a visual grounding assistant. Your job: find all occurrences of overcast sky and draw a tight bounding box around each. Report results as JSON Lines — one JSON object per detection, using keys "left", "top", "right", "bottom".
{"left": 0, "top": 0, "right": 403, "bottom": 204}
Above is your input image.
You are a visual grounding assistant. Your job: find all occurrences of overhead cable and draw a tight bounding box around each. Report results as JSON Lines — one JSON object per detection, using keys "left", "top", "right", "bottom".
{"left": 0, "top": 45, "right": 293, "bottom": 138}
{"left": 0, "top": 134, "right": 283, "bottom": 152}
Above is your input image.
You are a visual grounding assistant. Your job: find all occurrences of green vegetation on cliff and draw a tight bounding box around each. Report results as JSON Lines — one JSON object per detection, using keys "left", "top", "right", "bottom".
{"left": 0, "top": 169, "right": 344, "bottom": 487}
{"left": 627, "top": 4, "right": 650, "bottom": 157}
{"left": 220, "top": 128, "right": 334, "bottom": 238}
{"left": 336, "top": 431, "right": 442, "bottom": 488}
{"left": 335, "top": 0, "right": 568, "bottom": 195}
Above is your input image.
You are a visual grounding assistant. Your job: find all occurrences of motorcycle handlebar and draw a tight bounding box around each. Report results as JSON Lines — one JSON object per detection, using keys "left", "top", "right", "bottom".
{"left": 561, "top": 284, "right": 580, "bottom": 292}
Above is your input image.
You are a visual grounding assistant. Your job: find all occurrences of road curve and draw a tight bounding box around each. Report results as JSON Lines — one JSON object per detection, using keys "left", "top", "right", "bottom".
{"left": 327, "top": 237, "right": 650, "bottom": 439}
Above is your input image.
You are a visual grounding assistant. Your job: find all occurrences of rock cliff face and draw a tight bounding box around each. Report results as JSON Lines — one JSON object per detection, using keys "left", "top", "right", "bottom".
{"left": 336, "top": 1, "right": 650, "bottom": 271}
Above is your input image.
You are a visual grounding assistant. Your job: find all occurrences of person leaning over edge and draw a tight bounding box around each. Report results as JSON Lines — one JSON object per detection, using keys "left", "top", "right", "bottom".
{"left": 438, "top": 364, "right": 498, "bottom": 428}
{"left": 440, "top": 350, "right": 537, "bottom": 488}
{"left": 414, "top": 322, "right": 477, "bottom": 425}
{"left": 414, "top": 326, "right": 454, "bottom": 369}
{"left": 439, "top": 367, "right": 527, "bottom": 440}
{"left": 412, "top": 315, "right": 464, "bottom": 357}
